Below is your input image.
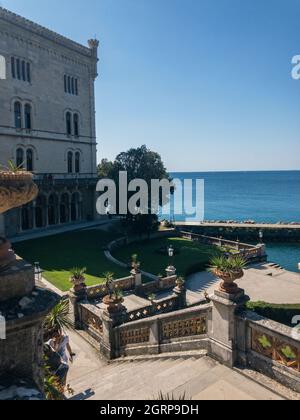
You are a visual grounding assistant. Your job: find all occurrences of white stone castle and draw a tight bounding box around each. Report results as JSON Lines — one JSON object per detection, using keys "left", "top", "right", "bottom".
{"left": 0, "top": 7, "right": 99, "bottom": 237}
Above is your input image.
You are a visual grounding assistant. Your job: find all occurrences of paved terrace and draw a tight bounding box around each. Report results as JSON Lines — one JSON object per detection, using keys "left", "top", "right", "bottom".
{"left": 187, "top": 262, "right": 300, "bottom": 305}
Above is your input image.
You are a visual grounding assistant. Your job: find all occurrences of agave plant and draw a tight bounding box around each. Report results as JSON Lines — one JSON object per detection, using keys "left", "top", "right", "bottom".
{"left": 113, "top": 287, "right": 124, "bottom": 301}
{"left": 208, "top": 255, "right": 247, "bottom": 294}
{"left": 0, "top": 160, "right": 25, "bottom": 173}
{"left": 208, "top": 255, "right": 247, "bottom": 277}
{"left": 70, "top": 267, "right": 87, "bottom": 280}
{"left": 44, "top": 300, "right": 73, "bottom": 337}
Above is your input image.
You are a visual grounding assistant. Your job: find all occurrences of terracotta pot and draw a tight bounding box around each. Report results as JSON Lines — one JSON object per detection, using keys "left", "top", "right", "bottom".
{"left": 70, "top": 276, "right": 87, "bottom": 293}
{"left": 103, "top": 295, "right": 124, "bottom": 313}
{"left": 0, "top": 171, "right": 38, "bottom": 214}
{"left": 214, "top": 269, "right": 244, "bottom": 295}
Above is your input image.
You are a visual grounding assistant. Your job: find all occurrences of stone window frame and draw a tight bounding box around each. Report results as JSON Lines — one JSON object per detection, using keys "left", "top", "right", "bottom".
{"left": 64, "top": 73, "right": 79, "bottom": 96}
{"left": 12, "top": 98, "right": 34, "bottom": 131}
{"left": 11, "top": 55, "right": 32, "bottom": 83}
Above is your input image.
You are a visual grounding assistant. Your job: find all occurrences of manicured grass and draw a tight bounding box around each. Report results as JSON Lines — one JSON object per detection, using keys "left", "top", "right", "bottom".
{"left": 14, "top": 229, "right": 128, "bottom": 292}
{"left": 113, "top": 237, "right": 219, "bottom": 278}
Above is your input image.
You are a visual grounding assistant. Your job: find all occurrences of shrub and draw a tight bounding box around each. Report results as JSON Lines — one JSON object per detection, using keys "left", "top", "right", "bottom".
{"left": 246, "top": 301, "right": 300, "bottom": 327}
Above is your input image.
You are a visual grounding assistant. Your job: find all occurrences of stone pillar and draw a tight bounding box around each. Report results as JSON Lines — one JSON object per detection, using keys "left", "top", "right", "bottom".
{"left": 173, "top": 285, "right": 187, "bottom": 310}
{"left": 165, "top": 266, "right": 176, "bottom": 278}
{"left": 68, "top": 290, "right": 85, "bottom": 329}
{"left": 100, "top": 308, "right": 125, "bottom": 360}
{"left": 208, "top": 288, "right": 249, "bottom": 368}
{"left": 131, "top": 270, "right": 142, "bottom": 288}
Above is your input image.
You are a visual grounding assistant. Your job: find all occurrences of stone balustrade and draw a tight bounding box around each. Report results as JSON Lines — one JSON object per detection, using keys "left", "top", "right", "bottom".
{"left": 236, "top": 310, "right": 300, "bottom": 392}
{"left": 113, "top": 305, "right": 211, "bottom": 358}
{"left": 179, "top": 230, "right": 266, "bottom": 262}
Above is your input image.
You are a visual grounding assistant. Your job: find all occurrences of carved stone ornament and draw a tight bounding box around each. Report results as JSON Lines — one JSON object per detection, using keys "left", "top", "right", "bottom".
{"left": 0, "top": 172, "right": 38, "bottom": 214}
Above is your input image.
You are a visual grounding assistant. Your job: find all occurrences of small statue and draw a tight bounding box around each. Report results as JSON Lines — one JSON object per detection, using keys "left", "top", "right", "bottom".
{"left": 105, "top": 273, "right": 115, "bottom": 299}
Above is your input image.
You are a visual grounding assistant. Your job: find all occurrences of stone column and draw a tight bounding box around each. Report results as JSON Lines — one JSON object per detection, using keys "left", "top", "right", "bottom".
{"left": 68, "top": 290, "right": 84, "bottom": 329}
{"left": 173, "top": 285, "right": 187, "bottom": 310}
{"left": 100, "top": 308, "right": 126, "bottom": 360}
{"left": 208, "top": 288, "right": 249, "bottom": 368}
{"left": 131, "top": 269, "right": 142, "bottom": 288}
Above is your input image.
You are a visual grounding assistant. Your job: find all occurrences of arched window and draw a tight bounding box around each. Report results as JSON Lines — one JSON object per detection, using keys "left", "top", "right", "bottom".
{"left": 48, "top": 194, "right": 58, "bottom": 226}
{"left": 16, "top": 148, "right": 24, "bottom": 168}
{"left": 60, "top": 193, "right": 70, "bottom": 223}
{"left": 26, "top": 148, "right": 33, "bottom": 171}
{"left": 67, "top": 76, "right": 71, "bottom": 93}
{"left": 73, "top": 113, "right": 79, "bottom": 137}
{"left": 75, "top": 152, "right": 80, "bottom": 173}
{"left": 14, "top": 102, "right": 22, "bottom": 129}
{"left": 67, "top": 151, "right": 73, "bottom": 173}
{"left": 24, "top": 104, "right": 32, "bottom": 130}
{"left": 66, "top": 112, "right": 72, "bottom": 135}
{"left": 71, "top": 77, "right": 75, "bottom": 95}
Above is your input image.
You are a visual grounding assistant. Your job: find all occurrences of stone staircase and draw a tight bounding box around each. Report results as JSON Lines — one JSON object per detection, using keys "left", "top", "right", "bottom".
{"left": 67, "top": 351, "right": 287, "bottom": 400}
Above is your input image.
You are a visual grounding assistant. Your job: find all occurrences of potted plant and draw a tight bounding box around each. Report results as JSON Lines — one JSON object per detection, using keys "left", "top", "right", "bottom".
{"left": 70, "top": 267, "right": 87, "bottom": 293}
{"left": 102, "top": 273, "right": 124, "bottom": 313}
{"left": 208, "top": 255, "right": 247, "bottom": 294}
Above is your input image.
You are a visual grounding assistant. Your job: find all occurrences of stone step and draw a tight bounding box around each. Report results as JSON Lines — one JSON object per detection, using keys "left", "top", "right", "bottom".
{"left": 109, "top": 349, "right": 207, "bottom": 364}
{"left": 93, "top": 358, "right": 213, "bottom": 400}
{"left": 70, "top": 358, "right": 178, "bottom": 392}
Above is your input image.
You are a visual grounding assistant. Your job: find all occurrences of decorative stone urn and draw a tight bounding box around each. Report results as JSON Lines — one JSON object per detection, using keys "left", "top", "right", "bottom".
{"left": 70, "top": 276, "right": 87, "bottom": 294}
{"left": 214, "top": 269, "right": 244, "bottom": 295}
{"left": 103, "top": 295, "right": 124, "bottom": 314}
{"left": 0, "top": 171, "right": 38, "bottom": 270}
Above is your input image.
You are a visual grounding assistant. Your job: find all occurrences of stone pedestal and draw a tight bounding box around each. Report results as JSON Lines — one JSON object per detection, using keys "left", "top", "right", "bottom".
{"left": 100, "top": 308, "right": 126, "bottom": 360}
{"left": 208, "top": 289, "right": 249, "bottom": 368}
{"left": 0, "top": 259, "right": 59, "bottom": 394}
{"left": 165, "top": 266, "right": 176, "bottom": 277}
{"left": 131, "top": 270, "right": 142, "bottom": 288}
{"left": 69, "top": 289, "right": 87, "bottom": 329}
{"left": 173, "top": 286, "right": 187, "bottom": 310}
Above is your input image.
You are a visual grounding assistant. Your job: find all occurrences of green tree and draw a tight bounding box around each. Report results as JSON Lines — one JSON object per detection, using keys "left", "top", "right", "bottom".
{"left": 98, "top": 145, "right": 172, "bottom": 234}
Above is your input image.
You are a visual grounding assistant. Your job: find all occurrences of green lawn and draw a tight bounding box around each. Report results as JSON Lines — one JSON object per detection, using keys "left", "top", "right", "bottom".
{"left": 113, "top": 237, "right": 219, "bottom": 278}
{"left": 14, "top": 229, "right": 128, "bottom": 292}
{"left": 14, "top": 231, "right": 219, "bottom": 292}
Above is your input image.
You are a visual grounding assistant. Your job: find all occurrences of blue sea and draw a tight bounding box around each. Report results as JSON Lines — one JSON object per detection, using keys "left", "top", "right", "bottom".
{"left": 164, "top": 170, "right": 300, "bottom": 272}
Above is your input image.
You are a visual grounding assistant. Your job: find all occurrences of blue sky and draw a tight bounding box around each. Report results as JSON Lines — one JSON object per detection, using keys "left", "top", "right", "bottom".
{"left": 2, "top": 0, "right": 300, "bottom": 171}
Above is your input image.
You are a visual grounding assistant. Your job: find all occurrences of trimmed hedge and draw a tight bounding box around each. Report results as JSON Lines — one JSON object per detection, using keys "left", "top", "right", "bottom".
{"left": 246, "top": 301, "right": 300, "bottom": 327}
{"left": 184, "top": 261, "right": 209, "bottom": 277}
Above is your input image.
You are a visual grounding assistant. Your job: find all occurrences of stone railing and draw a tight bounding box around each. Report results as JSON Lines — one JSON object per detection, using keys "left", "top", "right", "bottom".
{"left": 79, "top": 302, "right": 103, "bottom": 342}
{"left": 113, "top": 305, "right": 211, "bottom": 358}
{"left": 86, "top": 276, "right": 135, "bottom": 300}
{"left": 236, "top": 311, "right": 300, "bottom": 392}
{"left": 179, "top": 230, "right": 266, "bottom": 262}
{"left": 125, "top": 294, "right": 178, "bottom": 323}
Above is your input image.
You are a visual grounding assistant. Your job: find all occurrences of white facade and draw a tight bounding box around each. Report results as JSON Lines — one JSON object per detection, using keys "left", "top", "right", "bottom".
{"left": 0, "top": 7, "right": 100, "bottom": 236}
